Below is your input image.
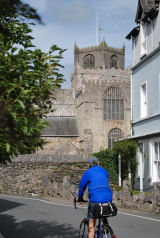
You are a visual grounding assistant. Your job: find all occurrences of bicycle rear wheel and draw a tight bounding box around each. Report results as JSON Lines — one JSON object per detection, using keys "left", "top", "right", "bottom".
{"left": 103, "top": 225, "right": 114, "bottom": 238}
{"left": 79, "top": 218, "right": 89, "bottom": 238}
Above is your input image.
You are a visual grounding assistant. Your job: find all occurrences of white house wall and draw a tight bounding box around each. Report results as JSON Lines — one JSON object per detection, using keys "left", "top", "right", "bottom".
{"left": 153, "top": 10, "right": 160, "bottom": 50}
{"left": 133, "top": 8, "right": 160, "bottom": 65}
{"left": 130, "top": 1, "right": 160, "bottom": 191}
{"left": 132, "top": 50, "right": 160, "bottom": 133}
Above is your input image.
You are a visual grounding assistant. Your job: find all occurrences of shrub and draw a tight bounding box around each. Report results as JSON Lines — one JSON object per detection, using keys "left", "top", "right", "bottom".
{"left": 93, "top": 149, "right": 118, "bottom": 184}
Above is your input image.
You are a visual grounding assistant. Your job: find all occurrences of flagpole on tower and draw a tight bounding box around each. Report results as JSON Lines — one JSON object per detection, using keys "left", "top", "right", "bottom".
{"left": 96, "top": 10, "right": 103, "bottom": 45}
{"left": 96, "top": 10, "right": 99, "bottom": 45}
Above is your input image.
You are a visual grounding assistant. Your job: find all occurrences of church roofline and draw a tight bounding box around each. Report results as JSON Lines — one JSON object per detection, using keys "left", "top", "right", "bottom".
{"left": 74, "top": 40, "right": 125, "bottom": 55}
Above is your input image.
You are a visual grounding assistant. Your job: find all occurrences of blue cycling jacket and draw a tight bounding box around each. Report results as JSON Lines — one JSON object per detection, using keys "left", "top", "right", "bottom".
{"left": 78, "top": 165, "right": 112, "bottom": 203}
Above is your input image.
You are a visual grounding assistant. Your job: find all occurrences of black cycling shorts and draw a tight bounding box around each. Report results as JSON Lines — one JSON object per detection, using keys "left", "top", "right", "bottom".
{"left": 87, "top": 202, "right": 97, "bottom": 219}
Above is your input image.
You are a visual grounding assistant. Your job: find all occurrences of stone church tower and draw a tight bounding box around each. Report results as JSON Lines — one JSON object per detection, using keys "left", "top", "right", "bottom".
{"left": 71, "top": 40, "right": 131, "bottom": 157}
{"left": 40, "top": 40, "right": 131, "bottom": 161}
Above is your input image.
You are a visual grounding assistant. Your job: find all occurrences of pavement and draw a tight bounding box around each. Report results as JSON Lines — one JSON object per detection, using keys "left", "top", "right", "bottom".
{"left": 0, "top": 194, "right": 160, "bottom": 238}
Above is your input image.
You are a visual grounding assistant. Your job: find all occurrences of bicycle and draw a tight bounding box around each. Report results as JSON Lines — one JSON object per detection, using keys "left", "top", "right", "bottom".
{"left": 74, "top": 197, "right": 117, "bottom": 238}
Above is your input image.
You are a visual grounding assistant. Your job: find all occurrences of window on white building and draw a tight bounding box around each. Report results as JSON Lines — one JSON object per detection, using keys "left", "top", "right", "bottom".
{"left": 133, "top": 38, "right": 136, "bottom": 65}
{"left": 140, "top": 23, "right": 147, "bottom": 56}
{"left": 154, "top": 142, "right": 160, "bottom": 180}
{"left": 140, "top": 82, "right": 147, "bottom": 118}
{"left": 137, "top": 143, "right": 144, "bottom": 178}
{"left": 149, "top": 141, "right": 160, "bottom": 183}
{"left": 159, "top": 73, "right": 160, "bottom": 111}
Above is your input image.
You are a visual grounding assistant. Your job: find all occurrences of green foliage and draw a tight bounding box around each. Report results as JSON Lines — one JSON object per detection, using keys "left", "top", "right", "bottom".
{"left": 0, "top": 5, "right": 66, "bottom": 163}
{"left": 93, "top": 149, "right": 118, "bottom": 184}
{"left": 93, "top": 139, "right": 139, "bottom": 185}
{"left": 113, "top": 139, "right": 139, "bottom": 183}
{"left": 131, "top": 190, "right": 141, "bottom": 196}
{"left": 110, "top": 184, "right": 122, "bottom": 192}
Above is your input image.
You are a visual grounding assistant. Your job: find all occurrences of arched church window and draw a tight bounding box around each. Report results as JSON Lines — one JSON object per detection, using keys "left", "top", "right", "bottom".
{"left": 83, "top": 54, "right": 95, "bottom": 69}
{"left": 108, "top": 128, "right": 124, "bottom": 149}
{"left": 104, "top": 87, "right": 124, "bottom": 120}
{"left": 110, "top": 55, "right": 118, "bottom": 68}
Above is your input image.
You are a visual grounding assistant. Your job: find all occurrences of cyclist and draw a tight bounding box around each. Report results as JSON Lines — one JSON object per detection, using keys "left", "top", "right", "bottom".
{"left": 78, "top": 156, "right": 112, "bottom": 238}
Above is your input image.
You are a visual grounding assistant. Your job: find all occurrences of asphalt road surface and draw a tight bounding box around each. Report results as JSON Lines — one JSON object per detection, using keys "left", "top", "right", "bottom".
{"left": 0, "top": 194, "right": 160, "bottom": 238}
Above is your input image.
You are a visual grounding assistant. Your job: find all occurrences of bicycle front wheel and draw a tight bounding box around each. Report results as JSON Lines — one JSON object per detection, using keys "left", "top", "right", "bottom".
{"left": 79, "top": 218, "right": 89, "bottom": 238}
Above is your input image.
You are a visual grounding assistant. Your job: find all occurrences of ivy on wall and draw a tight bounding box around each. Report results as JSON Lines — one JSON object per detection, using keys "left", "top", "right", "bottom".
{"left": 93, "top": 149, "right": 118, "bottom": 184}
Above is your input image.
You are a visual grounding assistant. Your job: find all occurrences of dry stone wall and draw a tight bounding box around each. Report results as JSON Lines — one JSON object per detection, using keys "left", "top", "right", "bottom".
{"left": 0, "top": 162, "right": 88, "bottom": 198}
{"left": 0, "top": 162, "right": 160, "bottom": 213}
{"left": 113, "top": 180, "right": 160, "bottom": 213}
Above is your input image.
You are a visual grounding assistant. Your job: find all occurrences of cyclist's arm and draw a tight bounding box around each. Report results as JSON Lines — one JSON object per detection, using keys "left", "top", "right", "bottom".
{"left": 78, "top": 171, "right": 89, "bottom": 200}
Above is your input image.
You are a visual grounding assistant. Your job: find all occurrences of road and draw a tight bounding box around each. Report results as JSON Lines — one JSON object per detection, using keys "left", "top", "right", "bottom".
{"left": 0, "top": 194, "right": 160, "bottom": 238}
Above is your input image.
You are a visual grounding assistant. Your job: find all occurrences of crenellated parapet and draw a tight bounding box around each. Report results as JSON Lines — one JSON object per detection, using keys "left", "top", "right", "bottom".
{"left": 74, "top": 39, "right": 125, "bottom": 54}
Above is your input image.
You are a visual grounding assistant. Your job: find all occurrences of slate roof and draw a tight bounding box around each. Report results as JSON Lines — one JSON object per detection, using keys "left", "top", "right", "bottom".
{"left": 141, "top": 0, "right": 156, "bottom": 13}
{"left": 135, "top": 0, "right": 157, "bottom": 22}
{"left": 41, "top": 117, "right": 79, "bottom": 136}
{"left": 126, "top": 26, "right": 140, "bottom": 40}
{"left": 126, "top": 0, "right": 159, "bottom": 39}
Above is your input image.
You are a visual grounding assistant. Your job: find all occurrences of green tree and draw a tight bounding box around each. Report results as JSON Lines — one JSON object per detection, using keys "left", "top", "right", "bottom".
{"left": 0, "top": 0, "right": 42, "bottom": 34}
{"left": 0, "top": 3, "right": 65, "bottom": 163}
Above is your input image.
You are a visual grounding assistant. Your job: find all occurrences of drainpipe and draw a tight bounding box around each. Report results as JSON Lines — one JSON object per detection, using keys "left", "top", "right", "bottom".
{"left": 140, "top": 154, "right": 143, "bottom": 192}
{"left": 128, "top": 161, "right": 132, "bottom": 182}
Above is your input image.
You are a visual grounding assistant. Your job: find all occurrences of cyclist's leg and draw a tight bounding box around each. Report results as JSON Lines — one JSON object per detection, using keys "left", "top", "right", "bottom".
{"left": 88, "top": 218, "right": 96, "bottom": 238}
{"left": 87, "top": 202, "right": 97, "bottom": 238}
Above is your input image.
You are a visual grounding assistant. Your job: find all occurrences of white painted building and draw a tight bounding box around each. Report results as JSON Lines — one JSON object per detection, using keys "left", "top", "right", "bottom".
{"left": 126, "top": 0, "right": 160, "bottom": 191}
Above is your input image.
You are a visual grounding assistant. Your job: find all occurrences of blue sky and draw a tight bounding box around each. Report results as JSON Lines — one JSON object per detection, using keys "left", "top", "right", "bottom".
{"left": 24, "top": 0, "right": 138, "bottom": 88}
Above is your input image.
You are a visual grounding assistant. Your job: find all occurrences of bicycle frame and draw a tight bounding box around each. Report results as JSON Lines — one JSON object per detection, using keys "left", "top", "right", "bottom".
{"left": 74, "top": 197, "right": 116, "bottom": 238}
{"left": 96, "top": 217, "right": 103, "bottom": 238}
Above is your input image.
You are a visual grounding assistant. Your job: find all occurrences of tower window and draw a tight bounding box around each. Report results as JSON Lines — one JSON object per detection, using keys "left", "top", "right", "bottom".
{"left": 108, "top": 128, "right": 124, "bottom": 149}
{"left": 83, "top": 54, "right": 95, "bottom": 69}
{"left": 104, "top": 87, "right": 124, "bottom": 120}
{"left": 110, "top": 55, "right": 118, "bottom": 68}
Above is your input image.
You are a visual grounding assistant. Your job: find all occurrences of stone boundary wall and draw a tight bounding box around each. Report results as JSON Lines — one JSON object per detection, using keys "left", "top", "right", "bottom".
{"left": 0, "top": 162, "right": 160, "bottom": 214}
{"left": 14, "top": 153, "right": 86, "bottom": 163}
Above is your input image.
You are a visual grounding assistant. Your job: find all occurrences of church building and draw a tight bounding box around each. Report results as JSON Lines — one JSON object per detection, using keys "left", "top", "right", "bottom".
{"left": 41, "top": 40, "right": 131, "bottom": 161}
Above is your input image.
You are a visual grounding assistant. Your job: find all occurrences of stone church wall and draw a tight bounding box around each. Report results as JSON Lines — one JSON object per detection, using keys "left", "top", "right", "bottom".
{"left": 13, "top": 137, "right": 84, "bottom": 163}
{"left": 74, "top": 67, "right": 131, "bottom": 153}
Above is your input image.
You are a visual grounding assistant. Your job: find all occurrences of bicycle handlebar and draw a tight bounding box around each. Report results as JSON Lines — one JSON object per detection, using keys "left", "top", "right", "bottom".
{"left": 74, "top": 197, "right": 88, "bottom": 209}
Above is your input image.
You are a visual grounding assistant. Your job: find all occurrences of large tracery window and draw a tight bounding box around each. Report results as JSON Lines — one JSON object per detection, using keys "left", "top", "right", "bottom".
{"left": 104, "top": 87, "right": 124, "bottom": 120}
{"left": 83, "top": 54, "right": 95, "bottom": 69}
{"left": 108, "top": 128, "right": 124, "bottom": 149}
{"left": 110, "top": 55, "right": 118, "bottom": 68}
